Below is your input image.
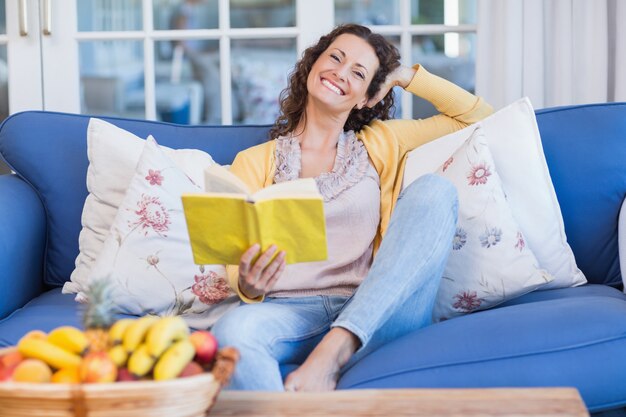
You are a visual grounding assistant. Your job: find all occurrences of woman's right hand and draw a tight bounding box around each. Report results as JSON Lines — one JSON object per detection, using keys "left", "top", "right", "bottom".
{"left": 238, "top": 244, "right": 287, "bottom": 299}
{"left": 366, "top": 65, "right": 417, "bottom": 108}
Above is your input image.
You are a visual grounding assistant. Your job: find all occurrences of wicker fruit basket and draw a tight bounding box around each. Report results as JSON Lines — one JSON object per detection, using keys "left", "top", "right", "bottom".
{"left": 0, "top": 346, "right": 238, "bottom": 417}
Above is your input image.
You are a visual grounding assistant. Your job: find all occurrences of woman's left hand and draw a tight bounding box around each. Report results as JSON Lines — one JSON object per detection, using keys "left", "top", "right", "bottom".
{"left": 366, "top": 65, "right": 417, "bottom": 108}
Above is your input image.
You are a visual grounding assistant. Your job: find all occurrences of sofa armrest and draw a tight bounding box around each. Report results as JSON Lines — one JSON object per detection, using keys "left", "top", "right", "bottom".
{"left": 617, "top": 198, "right": 626, "bottom": 293}
{"left": 0, "top": 174, "right": 46, "bottom": 319}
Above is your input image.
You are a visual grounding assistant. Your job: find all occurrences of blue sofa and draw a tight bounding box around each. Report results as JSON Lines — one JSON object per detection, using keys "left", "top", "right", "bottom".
{"left": 0, "top": 104, "right": 625, "bottom": 413}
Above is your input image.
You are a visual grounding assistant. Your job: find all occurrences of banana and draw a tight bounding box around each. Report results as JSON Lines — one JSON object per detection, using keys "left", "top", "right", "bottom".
{"left": 127, "top": 344, "right": 157, "bottom": 377}
{"left": 47, "top": 326, "right": 88, "bottom": 356}
{"left": 21, "top": 330, "right": 47, "bottom": 340}
{"left": 146, "top": 316, "right": 190, "bottom": 358}
{"left": 108, "top": 344, "right": 129, "bottom": 367}
{"left": 122, "top": 315, "right": 159, "bottom": 353}
{"left": 153, "top": 339, "right": 195, "bottom": 381}
{"left": 17, "top": 337, "right": 82, "bottom": 369}
{"left": 108, "top": 319, "right": 135, "bottom": 346}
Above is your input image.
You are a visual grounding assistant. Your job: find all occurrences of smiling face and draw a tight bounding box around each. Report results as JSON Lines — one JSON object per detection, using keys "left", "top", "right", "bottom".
{"left": 306, "top": 33, "right": 380, "bottom": 116}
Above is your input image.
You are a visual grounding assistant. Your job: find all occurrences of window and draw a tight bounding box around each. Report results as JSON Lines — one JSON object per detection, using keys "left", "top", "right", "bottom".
{"left": 336, "top": 0, "right": 477, "bottom": 119}
{"left": 75, "top": 0, "right": 476, "bottom": 124}
{"left": 151, "top": 0, "right": 298, "bottom": 124}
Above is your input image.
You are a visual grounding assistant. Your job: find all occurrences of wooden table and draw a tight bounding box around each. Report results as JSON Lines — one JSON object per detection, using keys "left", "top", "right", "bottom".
{"left": 210, "top": 388, "right": 589, "bottom": 417}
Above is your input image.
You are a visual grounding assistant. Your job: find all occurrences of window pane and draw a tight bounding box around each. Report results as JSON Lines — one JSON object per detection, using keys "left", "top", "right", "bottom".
{"left": 335, "top": 0, "right": 400, "bottom": 25}
{"left": 0, "top": 0, "right": 5, "bottom": 34}
{"left": 78, "top": 0, "right": 142, "bottom": 31}
{"left": 384, "top": 36, "right": 403, "bottom": 118}
{"left": 411, "top": 0, "right": 476, "bottom": 25}
{"left": 412, "top": 33, "right": 475, "bottom": 118}
{"left": 79, "top": 41, "right": 145, "bottom": 118}
{"left": 155, "top": 40, "right": 220, "bottom": 124}
{"left": 0, "top": 45, "right": 7, "bottom": 122}
{"left": 154, "top": 0, "right": 219, "bottom": 31}
{"left": 231, "top": 38, "right": 297, "bottom": 124}
{"left": 230, "top": 0, "right": 295, "bottom": 28}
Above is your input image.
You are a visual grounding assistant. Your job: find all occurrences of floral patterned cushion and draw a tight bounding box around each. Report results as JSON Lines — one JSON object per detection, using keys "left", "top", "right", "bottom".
{"left": 432, "top": 127, "right": 554, "bottom": 322}
{"left": 80, "top": 136, "right": 239, "bottom": 328}
{"left": 404, "top": 98, "right": 585, "bottom": 291}
{"left": 64, "top": 118, "right": 216, "bottom": 297}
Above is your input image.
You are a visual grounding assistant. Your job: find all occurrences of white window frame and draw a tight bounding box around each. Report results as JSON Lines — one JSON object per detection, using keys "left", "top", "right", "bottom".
{"left": 340, "top": 0, "right": 477, "bottom": 119}
{"left": 5, "top": 0, "right": 44, "bottom": 114}
{"left": 37, "top": 0, "right": 477, "bottom": 124}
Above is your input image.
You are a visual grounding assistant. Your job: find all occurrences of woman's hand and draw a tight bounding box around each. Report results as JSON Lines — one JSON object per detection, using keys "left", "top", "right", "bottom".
{"left": 238, "top": 244, "right": 286, "bottom": 299}
{"left": 366, "top": 65, "right": 417, "bottom": 108}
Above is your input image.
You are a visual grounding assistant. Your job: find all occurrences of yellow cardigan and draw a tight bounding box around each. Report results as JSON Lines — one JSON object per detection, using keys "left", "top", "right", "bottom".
{"left": 227, "top": 65, "right": 494, "bottom": 302}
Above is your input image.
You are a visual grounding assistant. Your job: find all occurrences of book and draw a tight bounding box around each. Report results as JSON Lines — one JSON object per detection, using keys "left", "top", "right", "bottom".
{"left": 182, "top": 164, "right": 328, "bottom": 266}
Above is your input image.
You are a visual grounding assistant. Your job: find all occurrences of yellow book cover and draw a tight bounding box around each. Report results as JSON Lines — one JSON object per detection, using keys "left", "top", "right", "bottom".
{"left": 182, "top": 164, "right": 328, "bottom": 265}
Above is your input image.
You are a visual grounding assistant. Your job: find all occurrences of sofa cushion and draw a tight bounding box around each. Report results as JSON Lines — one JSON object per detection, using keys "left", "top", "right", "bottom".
{"left": 0, "top": 288, "right": 144, "bottom": 348}
{"left": 432, "top": 127, "right": 553, "bottom": 321}
{"left": 0, "top": 289, "right": 86, "bottom": 346}
{"left": 535, "top": 103, "right": 626, "bottom": 287}
{"left": 83, "top": 136, "right": 239, "bottom": 327}
{"left": 4, "top": 284, "right": 624, "bottom": 412}
{"left": 404, "top": 98, "right": 586, "bottom": 291}
{"left": 338, "top": 284, "right": 626, "bottom": 412}
{"left": 0, "top": 111, "right": 271, "bottom": 287}
{"left": 66, "top": 118, "right": 217, "bottom": 294}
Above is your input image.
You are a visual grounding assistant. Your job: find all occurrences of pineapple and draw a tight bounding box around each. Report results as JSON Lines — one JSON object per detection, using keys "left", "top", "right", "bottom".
{"left": 81, "top": 279, "right": 116, "bottom": 353}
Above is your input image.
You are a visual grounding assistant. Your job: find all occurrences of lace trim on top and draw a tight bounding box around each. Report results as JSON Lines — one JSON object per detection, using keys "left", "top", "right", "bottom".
{"left": 274, "top": 131, "right": 370, "bottom": 202}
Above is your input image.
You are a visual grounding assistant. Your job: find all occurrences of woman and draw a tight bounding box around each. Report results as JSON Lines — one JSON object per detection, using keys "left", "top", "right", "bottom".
{"left": 211, "top": 23, "right": 493, "bottom": 391}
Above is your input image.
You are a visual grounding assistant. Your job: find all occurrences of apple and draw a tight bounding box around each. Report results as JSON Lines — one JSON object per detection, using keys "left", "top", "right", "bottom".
{"left": 178, "top": 361, "right": 204, "bottom": 378}
{"left": 0, "top": 351, "right": 24, "bottom": 382}
{"left": 116, "top": 367, "right": 139, "bottom": 382}
{"left": 1, "top": 351, "right": 24, "bottom": 370}
{"left": 189, "top": 330, "right": 218, "bottom": 364}
{"left": 0, "top": 364, "right": 18, "bottom": 381}
{"left": 80, "top": 351, "right": 117, "bottom": 383}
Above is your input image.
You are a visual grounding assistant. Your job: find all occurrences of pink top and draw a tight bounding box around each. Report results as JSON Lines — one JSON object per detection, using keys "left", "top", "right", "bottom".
{"left": 268, "top": 131, "right": 381, "bottom": 298}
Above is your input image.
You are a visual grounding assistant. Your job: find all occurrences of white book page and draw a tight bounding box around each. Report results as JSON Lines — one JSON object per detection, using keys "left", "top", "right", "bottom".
{"left": 252, "top": 178, "right": 321, "bottom": 201}
{"left": 204, "top": 164, "right": 251, "bottom": 196}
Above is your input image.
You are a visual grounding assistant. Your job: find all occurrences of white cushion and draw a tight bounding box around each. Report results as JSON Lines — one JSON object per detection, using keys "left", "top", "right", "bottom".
{"left": 403, "top": 97, "right": 586, "bottom": 290}
{"left": 432, "top": 128, "right": 553, "bottom": 321}
{"left": 81, "top": 137, "right": 238, "bottom": 328}
{"left": 63, "top": 118, "right": 215, "bottom": 296}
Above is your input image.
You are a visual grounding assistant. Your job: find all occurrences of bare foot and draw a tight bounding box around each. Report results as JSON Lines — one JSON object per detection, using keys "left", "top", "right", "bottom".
{"left": 284, "top": 327, "right": 360, "bottom": 392}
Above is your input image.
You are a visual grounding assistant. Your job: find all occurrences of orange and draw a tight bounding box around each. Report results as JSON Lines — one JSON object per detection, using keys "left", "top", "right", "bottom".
{"left": 51, "top": 366, "right": 81, "bottom": 384}
{"left": 12, "top": 359, "right": 52, "bottom": 383}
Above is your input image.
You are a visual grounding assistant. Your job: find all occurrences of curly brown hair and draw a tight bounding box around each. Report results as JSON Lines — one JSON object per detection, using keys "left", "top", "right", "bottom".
{"left": 269, "top": 24, "right": 401, "bottom": 139}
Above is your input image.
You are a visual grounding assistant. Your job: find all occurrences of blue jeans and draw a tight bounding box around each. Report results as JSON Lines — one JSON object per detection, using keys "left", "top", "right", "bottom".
{"left": 211, "top": 174, "right": 458, "bottom": 390}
